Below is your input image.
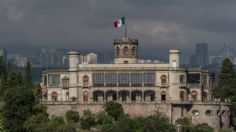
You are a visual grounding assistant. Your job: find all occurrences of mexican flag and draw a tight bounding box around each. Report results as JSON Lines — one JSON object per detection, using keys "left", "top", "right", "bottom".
{"left": 114, "top": 16, "right": 125, "bottom": 28}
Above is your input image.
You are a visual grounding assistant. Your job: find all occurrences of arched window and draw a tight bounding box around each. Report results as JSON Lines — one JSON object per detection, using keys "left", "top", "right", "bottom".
{"left": 191, "top": 91, "right": 197, "bottom": 102}
{"left": 51, "top": 91, "right": 58, "bottom": 101}
{"left": 132, "top": 46, "right": 136, "bottom": 56}
{"left": 66, "top": 92, "right": 69, "bottom": 101}
{"left": 83, "top": 91, "right": 89, "bottom": 102}
{"left": 161, "top": 91, "right": 166, "bottom": 101}
{"left": 180, "top": 75, "right": 184, "bottom": 84}
{"left": 123, "top": 46, "right": 129, "bottom": 56}
{"left": 116, "top": 47, "right": 120, "bottom": 57}
{"left": 161, "top": 75, "right": 167, "bottom": 84}
{"left": 83, "top": 75, "right": 89, "bottom": 83}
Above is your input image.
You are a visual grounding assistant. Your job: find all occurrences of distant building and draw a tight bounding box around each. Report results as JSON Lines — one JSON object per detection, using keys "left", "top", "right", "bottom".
{"left": 209, "top": 55, "right": 223, "bottom": 65}
{"left": 79, "top": 53, "right": 98, "bottom": 64}
{"left": 189, "top": 43, "right": 209, "bottom": 67}
{"left": 86, "top": 53, "right": 97, "bottom": 64}
{"left": 28, "top": 55, "right": 41, "bottom": 67}
{"left": 40, "top": 48, "right": 65, "bottom": 68}
{"left": 189, "top": 54, "right": 197, "bottom": 66}
{"left": 195, "top": 43, "right": 208, "bottom": 67}
{"left": 7, "top": 54, "right": 27, "bottom": 67}
{"left": 0, "top": 48, "right": 7, "bottom": 62}
{"left": 221, "top": 44, "right": 234, "bottom": 63}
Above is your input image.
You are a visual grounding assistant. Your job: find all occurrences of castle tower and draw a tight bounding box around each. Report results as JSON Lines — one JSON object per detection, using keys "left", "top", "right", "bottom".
{"left": 168, "top": 49, "right": 181, "bottom": 100}
{"left": 114, "top": 38, "right": 138, "bottom": 64}
{"left": 68, "top": 51, "right": 79, "bottom": 99}
{"left": 169, "top": 49, "right": 180, "bottom": 68}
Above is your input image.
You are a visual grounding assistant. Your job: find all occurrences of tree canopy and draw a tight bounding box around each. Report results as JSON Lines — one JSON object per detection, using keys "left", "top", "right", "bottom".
{"left": 104, "top": 101, "right": 124, "bottom": 121}
{"left": 216, "top": 58, "right": 236, "bottom": 99}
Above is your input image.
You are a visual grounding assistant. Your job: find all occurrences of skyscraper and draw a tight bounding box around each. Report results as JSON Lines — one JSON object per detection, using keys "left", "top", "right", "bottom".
{"left": 195, "top": 43, "right": 208, "bottom": 67}
{"left": 40, "top": 48, "right": 64, "bottom": 68}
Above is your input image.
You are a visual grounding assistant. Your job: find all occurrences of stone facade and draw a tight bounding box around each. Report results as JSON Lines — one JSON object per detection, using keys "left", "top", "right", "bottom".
{"left": 41, "top": 37, "right": 231, "bottom": 131}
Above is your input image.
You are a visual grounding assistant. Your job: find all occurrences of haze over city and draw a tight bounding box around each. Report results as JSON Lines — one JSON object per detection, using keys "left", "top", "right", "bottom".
{"left": 1, "top": 0, "right": 236, "bottom": 62}
{"left": 1, "top": 1, "right": 236, "bottom": 131}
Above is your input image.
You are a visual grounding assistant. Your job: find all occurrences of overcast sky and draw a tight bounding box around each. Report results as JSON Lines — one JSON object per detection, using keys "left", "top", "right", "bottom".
{"left": 0, "top": 0, "right": 236, "bottom": 58}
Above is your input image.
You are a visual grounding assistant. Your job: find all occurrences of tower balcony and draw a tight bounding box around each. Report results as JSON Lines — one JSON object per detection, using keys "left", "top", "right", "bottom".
{"left": 114, "top": 38, "right": 138, "bottom": 44}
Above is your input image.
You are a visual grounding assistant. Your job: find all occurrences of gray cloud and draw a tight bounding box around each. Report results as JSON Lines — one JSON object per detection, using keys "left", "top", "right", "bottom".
{"left": 0, "top": 0, "right": 236, "bottom": 56}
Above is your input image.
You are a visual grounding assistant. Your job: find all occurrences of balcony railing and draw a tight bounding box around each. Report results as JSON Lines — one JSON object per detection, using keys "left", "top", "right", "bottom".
{"left": 41, "top": 100, "right": 231, "bottom": 106}
{"left": 62, "top": 84, "right": 69, "bottom": 89}
{"left": 180, "top": 83, "right": 187, "bottom": 87}
{"left": 83, "top": 83, "right": 89, "bottom": 88}
{"left": 156, "top": 83, "right": 169, "bottom": 87}
{"left": 188, "top": 83, "right": 202, "bottom": 88}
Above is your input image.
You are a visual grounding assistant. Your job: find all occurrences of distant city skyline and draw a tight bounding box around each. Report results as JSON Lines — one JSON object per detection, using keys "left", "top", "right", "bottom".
{"left": 1, "top": 1, "right": 236, "bottom": 56}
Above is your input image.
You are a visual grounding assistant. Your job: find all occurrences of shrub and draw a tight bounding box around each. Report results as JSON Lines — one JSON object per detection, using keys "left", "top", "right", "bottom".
{"left": 66, "top": 110, "right": 79, "bottom": 123}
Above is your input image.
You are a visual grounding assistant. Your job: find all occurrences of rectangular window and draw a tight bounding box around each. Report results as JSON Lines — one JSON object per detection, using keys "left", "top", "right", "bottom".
{"left": 131, "top": 72, "right": 142, "bottom": 86}
{"left": 187, "top": 74, "right": 200, "bottom": 83}
{"left": 202, "top": 75, "right": 207, "bottom": 86}
{"left": 48, "top": 74, "right": 60, "bottom": 86}
{"left": 43, "top": 75, "right": 47, "bottom": 86}
{"left": 93, "top": 73, "right": 104, "bottom": 87}
{"left": 143, "top": 72, "right": 155, "bottom": 86}
{"left": 106, "top": 72, "right": 117, "bottom": 86}
{"left": 118, "top": 73, "right": 129, "bottom": 86}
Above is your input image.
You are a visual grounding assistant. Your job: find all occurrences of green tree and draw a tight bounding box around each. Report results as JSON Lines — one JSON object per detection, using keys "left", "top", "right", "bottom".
{"left": 6, "top": 62, "right": 12, "bottom": 80}
{"left": 143, "top": 112, "right": 176, "bottom": 132}
{"left": 104, "top": 101, "right": 124, "bottom": 121}
{"left": 66, "top": 110, "right": 79, "bottom": 123}
{"left": 215, "top": 58, "right": 236, "bottom": 127}
{"left": 101, "top": 123, "right": 119, "bottom": 132}
{"left": 116, "top": 115, "right": 135, "bottom": 132}
{"left": 0, "top": 57, "right": 6, "bottom": 79}
{"left": 2, "top": 86, "right": 36, "bottom": 132}
{"left": 176, "top": 117, "right": 193, "bottom": 132}
{"left": 24, "top": 113, "right": 49, "bottom": 132}
{"left": 95, "top": 111, "right": 113, "bottom": 125}
{"left": 57, "top": 123, "right": 76, "bottom": 132}
{"left": 215, "top": 58, "right": 236, "bottom": 99}
{"left": 16, "top": 72, "right": 23, "bottom": 86}
{"left": 32, "top": 104, "right": 48, "bottom": 115}
{"left": 192, "top": 123, "right": 214, "bottom": 132}
{"left": 24, "top": 61, "right": 33, "bottom": 88}
{"left": 80, "top": 109, "right": 96, "bottom": 130}
{"left": 42, "top": 116, "right": 65, "bottom": 132}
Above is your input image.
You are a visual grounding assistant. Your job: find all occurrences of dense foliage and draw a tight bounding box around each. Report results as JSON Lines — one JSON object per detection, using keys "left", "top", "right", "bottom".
{"left": 176, "top": 117, "right": 214, "bottom": 132}
{"left": 0, "top": 59, "right": 77, "bottom": 132}
{"left": 66, "top": 110, "right": 80, "bottom": 123}
{"left": 215, "top": 58, "right": 236, "bottom": 99}
{"left": 3, "top": 86, "right": 36, "bottom": 131}
{"left": 215, "top": 58, "right": 236, "bottom": 128}
{"left": 80, "top": 109, "right": 96, "bottom": 130}
{"left": 104, "top": 101, "right": 124, "bottom": 120}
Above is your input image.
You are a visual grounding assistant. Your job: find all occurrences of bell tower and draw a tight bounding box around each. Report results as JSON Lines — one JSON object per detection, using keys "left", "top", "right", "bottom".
{"left": 114, "top": 37, "right": 138, "bottom": 64}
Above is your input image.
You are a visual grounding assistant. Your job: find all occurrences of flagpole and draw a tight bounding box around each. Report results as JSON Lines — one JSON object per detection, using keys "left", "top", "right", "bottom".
{"left": 125, "top": 16, "right": 127, "bottom": 38}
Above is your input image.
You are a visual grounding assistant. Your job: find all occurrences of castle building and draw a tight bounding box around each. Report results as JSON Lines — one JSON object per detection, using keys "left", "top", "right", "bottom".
{"left": 41, "top": 38, "right": 230, "bottom": 130}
